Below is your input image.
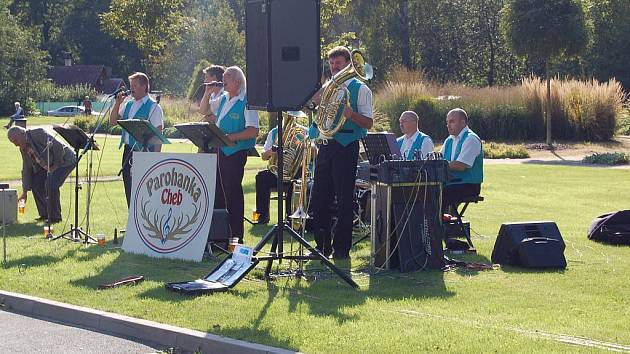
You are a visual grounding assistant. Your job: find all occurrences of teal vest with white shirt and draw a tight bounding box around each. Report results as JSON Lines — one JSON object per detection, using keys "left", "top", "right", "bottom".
{"left": 308, "top": 78, "right": 368, "bottom": 146}
{"left": 443, "top": 129, "right": 483, "bottom": 185}
{"left": 119, "top": 97, "right": 157, "bottom": 151}
{"left": 397, "top": 132, "right": 429, "bottom": 160}
{"left": 216, "top": 92, "right": 256, "bottom": 156}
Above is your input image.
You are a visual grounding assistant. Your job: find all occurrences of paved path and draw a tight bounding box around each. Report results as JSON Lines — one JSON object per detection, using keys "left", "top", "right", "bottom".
{"left": 0, "top": 310, "right": 161, "bottom": 354}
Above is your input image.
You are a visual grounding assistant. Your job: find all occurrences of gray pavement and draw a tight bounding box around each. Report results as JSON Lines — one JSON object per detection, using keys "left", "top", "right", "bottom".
{"left": 0, "top": 310, "right": 161, "bottom": 354}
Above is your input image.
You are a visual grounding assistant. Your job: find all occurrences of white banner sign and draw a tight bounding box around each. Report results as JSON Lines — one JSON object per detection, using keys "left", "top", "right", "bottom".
{"left": 122, "top": 152, "right": 216, "bottom": 262}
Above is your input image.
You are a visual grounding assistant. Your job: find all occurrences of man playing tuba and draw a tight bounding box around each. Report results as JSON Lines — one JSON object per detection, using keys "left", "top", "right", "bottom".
{"left": 308, "top": 46, "right": 373, "bottom": 260}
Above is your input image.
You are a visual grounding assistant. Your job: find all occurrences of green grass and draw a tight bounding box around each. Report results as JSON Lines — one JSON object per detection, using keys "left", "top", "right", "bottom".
{"left": 1, "top": 163, "right": 629, "bottom": 352}
{"left": 0, "top": 115, "right": 78, "bottom": 127}
{"left": 0, "top": 130, "right": 266, "bottom": 181}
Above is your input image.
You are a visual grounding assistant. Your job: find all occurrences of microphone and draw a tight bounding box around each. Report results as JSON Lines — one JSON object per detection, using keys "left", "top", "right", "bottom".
{"left": 202, "top": 81, "right": 223, "bottom": 88}
{"left": 109, "top": 88, "right": 131, "bottom": 97}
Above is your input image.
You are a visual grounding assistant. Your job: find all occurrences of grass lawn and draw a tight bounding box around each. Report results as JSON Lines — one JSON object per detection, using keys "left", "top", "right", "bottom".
{"left": 0, "top": 127, "right": 266, "bottom": 181}
{"left": 0, "top": 162, "right": 629, "bottom": 353}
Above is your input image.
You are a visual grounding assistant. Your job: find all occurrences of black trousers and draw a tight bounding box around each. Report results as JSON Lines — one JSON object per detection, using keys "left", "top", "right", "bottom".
{"left": 122, "top": 145, "right": 134, "bottom": 207}
{"left": 255, "top": 169, "right": 293, "bottom": 220}
{"left": 31, "top": 164, "right": 74, "bottom": 222}
{"left": 311, "top": 140, "right": 359, "bottom": 257}
{"left": 215, "top": 149, "right": 248, "bottom": 242}
{"left": 442, "top": 183, "right": 481, "bottom": 213}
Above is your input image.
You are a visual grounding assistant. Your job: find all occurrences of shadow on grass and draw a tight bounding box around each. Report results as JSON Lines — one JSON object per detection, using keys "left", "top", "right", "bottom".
{"left": 4, "top": 222, "right": 47, "bottom": 238}
{"left": 215, "top": 282, "right": 299, "bottom": 352}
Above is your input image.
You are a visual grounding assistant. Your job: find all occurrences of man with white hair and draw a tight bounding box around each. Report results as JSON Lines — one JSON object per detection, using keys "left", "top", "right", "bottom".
{"left": 440, "top": 108, "right": 483, "bottom": 209}
{"left": 397, "top": 111, "right": 434, "bottom": 160}
{"left": 201, "top": 66, "right": 260, "bottom": 244}
{"left": 7, "top": 126, "right": 76, "bottom": 222}
{"left": 4, "top": 102, "right": 24, "bottom": 129}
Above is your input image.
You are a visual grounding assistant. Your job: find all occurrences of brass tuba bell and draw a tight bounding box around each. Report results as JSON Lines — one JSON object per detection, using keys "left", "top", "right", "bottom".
{"left": 315, "top": 50, "right": 373, "bottom": 139}
{"left": 267, "top": 111, "right": 308, "bottom": 183}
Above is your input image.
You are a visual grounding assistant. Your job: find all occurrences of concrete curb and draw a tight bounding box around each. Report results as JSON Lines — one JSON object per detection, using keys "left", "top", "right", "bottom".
{"left": 0, "top": 290, "right": 296, "bottom": 354}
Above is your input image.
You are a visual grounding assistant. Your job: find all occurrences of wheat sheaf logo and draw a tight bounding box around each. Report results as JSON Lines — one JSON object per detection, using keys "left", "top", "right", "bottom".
{"left": 133, "top": 158, "right": 209, "bottom": 253}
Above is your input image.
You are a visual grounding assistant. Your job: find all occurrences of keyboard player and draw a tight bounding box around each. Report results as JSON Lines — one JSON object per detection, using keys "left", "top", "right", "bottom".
{"left": 396, "top": 111, "right": 434, "bottom": 160}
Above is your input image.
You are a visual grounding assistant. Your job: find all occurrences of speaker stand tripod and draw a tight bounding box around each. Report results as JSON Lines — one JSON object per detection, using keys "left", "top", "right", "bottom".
{"left": 252, "top": 112, "right": 358, "bottom": 289}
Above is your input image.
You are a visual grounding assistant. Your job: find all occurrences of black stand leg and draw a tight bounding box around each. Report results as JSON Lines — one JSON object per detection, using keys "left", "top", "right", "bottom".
{"left": 51, "top": 147, "right": 96, "bottom": 243}
{"left": 250, "top": 111, "right": 358, "bottom": 289}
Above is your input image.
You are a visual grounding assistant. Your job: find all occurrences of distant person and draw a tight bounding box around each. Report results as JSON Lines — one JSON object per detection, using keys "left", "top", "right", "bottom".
{"left": 440, "top": 108, "right": 483, "bottom": 210}
{"left": 83, "top": 96, "right": 92, "bottom": 115}
{"left": 4, "top": 102, "right": 24, "bottom": 129}
{"left": 397, "top": 111, "right": 434, "bottom": 160}
{"left": 109, "top": 72, "right": 164, "bottom": 207}
{"left": 198, "top": 64, "right": 225, "bottom": 120}
{"left": 7, "top": 126, "right": 76, "bottom": 223}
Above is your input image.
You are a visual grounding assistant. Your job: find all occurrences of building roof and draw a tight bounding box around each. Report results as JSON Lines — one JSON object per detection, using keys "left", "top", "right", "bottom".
{"left": 48, "top": 65, "right": 106, "bottom": 87}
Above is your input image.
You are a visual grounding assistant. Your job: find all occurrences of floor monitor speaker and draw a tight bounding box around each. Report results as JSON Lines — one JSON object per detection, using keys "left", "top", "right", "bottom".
{"left": 492, "top": 221, "right": 566, "bottom": 269}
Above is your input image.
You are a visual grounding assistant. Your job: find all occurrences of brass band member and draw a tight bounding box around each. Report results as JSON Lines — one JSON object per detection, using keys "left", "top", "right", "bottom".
{"left": 309, "top": 46, "right": 373, "bottom": 260}
{"left": 8, "top": 126, "right": 76, "bottom": 222}
{"left": 441, "top": 108, "right": 483, "bottom": 209}
{"left": 109, "top": 72, "right": 164, "bottom": 207}
{"left": 200, "top": 66, "right": 259, "bottom": 243}
{"left": 397, "top": 111, "right": 434, "bottom": 160}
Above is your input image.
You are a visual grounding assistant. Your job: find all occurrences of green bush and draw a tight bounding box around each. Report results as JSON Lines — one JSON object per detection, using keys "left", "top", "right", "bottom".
{"left": 582, "top": 152, "right": 629, "bottom": 165}
{"left": 483, "top": 142, "right": 530, "bottom": 159}
{"left": 32, "top": 82, "right": 97, "bottom": 103}
{"left": 186, "top": 59, "right": 211, "bottom": 103}
{"left": 162, "top": 126, "right": 182, "bottom": 139}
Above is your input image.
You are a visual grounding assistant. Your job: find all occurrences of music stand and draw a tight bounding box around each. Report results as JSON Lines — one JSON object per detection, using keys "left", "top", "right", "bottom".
{"left": 117, "top": 119, "right": 170, "bottom": 152}
{"left": 51, "top": 124, "right": 99, "bottom": 243}
{"left": 361, "top": 133, "right": 402, "bottom": 164}
{"left": 174, "top": 122, "right": 234, "bottom": 153}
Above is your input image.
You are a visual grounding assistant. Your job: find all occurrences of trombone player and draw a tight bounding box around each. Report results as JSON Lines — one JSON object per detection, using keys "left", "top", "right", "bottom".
{"left": 308, "top": 46, "right": 373, "bottom": 260}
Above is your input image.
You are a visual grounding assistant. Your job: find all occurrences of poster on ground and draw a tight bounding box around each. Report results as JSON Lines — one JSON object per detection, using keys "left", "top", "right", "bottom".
{"left": 122, "top": 152, "right": 216, "bottom": 262}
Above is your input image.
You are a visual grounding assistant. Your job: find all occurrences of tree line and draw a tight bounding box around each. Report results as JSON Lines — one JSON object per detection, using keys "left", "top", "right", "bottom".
{"left": 1, "top": 0, "right": 628, "bottom": 115}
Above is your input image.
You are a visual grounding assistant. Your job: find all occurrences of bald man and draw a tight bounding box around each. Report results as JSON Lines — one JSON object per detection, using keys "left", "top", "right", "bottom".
{"left": 7, "top": 126, "right": 76, "bottom": 223}
{"left": 440, "top": 108, "right": 483, "bottom": 210}
{"left": 397, "top": 111, "right": 434, "bottom": 160}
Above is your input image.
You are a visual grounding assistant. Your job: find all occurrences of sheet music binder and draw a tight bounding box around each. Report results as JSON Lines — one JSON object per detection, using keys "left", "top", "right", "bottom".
{"left": 174, "top": 122, "right": 235, "bottom": 153}
{"left": 117, "top": 119, "right": 170, "bottom": 151}
{"left": 361, "top": 133, "right": 402, "bottom": 165}
{"left": 52, "top": 124, "right": 100, "bottom": 151}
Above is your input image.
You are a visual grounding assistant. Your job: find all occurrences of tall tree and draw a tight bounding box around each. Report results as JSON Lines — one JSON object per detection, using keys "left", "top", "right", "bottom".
{"left": 100, "top": 0, "right": 188, "bottom": 81}
{"left": 0, "top": 0, "right": 48, "bottom": 114}
{"left": 502, "top": 0, "right": 589, "bottom": 145}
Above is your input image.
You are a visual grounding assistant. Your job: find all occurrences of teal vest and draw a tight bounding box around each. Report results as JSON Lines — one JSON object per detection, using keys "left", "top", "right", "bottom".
{"left": 119, "top": 97, "right": 157, "bottom": 151}
{"left": 269, "top": 127, "right": 278, "bottom": 145}
{"left": 397, "top": 132, "right": 429, "bottom": 160}
{"left": 308, "top": 78, "right": 368, "bottom": 146}
{"left": 217, "top": 93, "right": 256, "bottom": 156}
{"left": 443, "top": 129, "right": 484, "bottom": 185}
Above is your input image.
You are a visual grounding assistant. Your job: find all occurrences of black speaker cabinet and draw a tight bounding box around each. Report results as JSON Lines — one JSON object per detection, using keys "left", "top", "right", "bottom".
{"left": 371, "top": 184, "right": 444, "bottom": 272}
{"left": 492, "top": 221, "right": 566, "bottom": 269}
{"left": 245, "top": 0, "right": 321, "bottom": 111}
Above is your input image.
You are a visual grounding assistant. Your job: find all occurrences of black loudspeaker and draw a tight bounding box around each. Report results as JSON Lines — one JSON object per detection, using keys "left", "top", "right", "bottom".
{"left": 208, "top": 209, "right": 229, "bottom": 242}
{"left": 245, "top": 0, "right": 321, "bottom": 111}
{"left": 492, "top": 221, "right": 566, "bottom": 269}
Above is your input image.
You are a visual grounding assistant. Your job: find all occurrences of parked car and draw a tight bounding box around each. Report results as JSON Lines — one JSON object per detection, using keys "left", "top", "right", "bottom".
{"left": 47, "top": 105, "right": 100, "bottom": 117}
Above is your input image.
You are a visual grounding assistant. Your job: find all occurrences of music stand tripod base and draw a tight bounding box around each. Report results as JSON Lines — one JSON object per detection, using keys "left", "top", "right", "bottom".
{"left": 51, "top": 125, "right": 100, "bottom": 244}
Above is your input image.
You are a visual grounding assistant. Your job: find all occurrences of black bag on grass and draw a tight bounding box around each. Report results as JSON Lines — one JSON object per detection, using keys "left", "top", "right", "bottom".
{"left": 588, "top": 210, "right": 630, "bottom": 245}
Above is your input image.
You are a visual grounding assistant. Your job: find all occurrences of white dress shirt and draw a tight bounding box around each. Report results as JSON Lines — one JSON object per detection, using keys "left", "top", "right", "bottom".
{"left": 211, "top": 90, "right": 259, "bottom": 128}
{"left": 400, "top": 130, "right": 434, "bottom": 160}
{"left": 440, "top": 126, "right": 481, "bottom": 167}
{"left": 118, "top": 94, "right": 164, "bottom": 145}
{"left": 263, "top": 127, "right": 276, "bottom": 152}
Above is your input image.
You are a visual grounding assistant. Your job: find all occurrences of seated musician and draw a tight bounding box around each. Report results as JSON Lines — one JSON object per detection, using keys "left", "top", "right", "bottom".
{"left": 253, "top": 126, "right": 279, "bottom": 224}
{"left": 440, "top": 108, "right": 483, "bottom": 211}
{"left": 254, "top": 112, "right": 309, "bottom": 224}
{"left": 397, "top": 111, "right": 434, "bottom": 160}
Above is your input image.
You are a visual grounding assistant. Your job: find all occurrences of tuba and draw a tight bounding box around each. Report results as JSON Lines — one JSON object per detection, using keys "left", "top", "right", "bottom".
{"left": 267, "top": 111, "right": 308, "bottom": 183}
{"left": 315, "top": 50, "right": 373, "bottom": 138}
